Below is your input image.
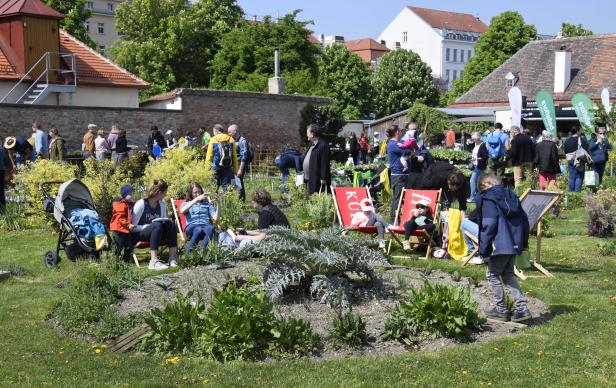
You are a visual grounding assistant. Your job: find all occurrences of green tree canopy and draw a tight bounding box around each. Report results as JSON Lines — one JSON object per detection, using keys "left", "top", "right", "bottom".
{"left": 210, "top": 10, "right": 320, "bottom": 94}
{"left": 112, "top": 0, "right": 243, "bottom": 97}
{"left": 44, "top": 0, "right": 96, "bottom": 48}
{"left": 561, "top": 22, "right": 593, "bottom": 37}
{"left": 371, "top": 49, "right": 439, "bottom": 117}
{"left": 299, "top": 104, "right": 345, "bottom": 145}
{"left": 407, "top": 102, "right": 452, "bottom": 136}
{"left": 314, "top": 44, "right": 373, "bottom": 119}
{"left": 447, "top": 11, "right": 537, "bottom": 103}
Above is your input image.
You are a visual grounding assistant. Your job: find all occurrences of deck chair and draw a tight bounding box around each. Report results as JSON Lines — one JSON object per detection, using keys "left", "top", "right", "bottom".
{"left": 331, "top": 186, "right": 377, "bottom": 236}
{"left": 132, "top": 200, "right": 170, "bottom": 267}
{"left": 171, "top": 199, "right": 188, "bottom": 243}
{"left": 386, "top": 189, "right": 442, "bottom": 259}
{"left": 461, "top": 231, "right": 479, "bottom": 266}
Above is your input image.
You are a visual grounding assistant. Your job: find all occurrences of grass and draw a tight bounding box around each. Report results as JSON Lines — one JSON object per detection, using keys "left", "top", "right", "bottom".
{"left": 1, "top": 204, "right": 616, "bottom": 386}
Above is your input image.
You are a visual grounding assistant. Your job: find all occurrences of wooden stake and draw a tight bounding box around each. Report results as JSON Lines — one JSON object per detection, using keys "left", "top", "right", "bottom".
{"left": 514, "top": 266, "right": 527, "bottom": 280}
{"left": 532, "top": 261, "right": 555, "bottom": 278}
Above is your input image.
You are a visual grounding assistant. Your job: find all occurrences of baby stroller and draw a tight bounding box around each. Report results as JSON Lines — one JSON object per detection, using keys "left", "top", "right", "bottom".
{"left": 40, "top": 179, "right": 111, "bottom": 268}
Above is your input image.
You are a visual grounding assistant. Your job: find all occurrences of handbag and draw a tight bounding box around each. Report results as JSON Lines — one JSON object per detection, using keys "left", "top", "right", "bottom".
{"left": 574, "top": 137, "right": 593, "bottom": 167}
{"left": 584, "top": 170, "right": 599, "bottom": 187}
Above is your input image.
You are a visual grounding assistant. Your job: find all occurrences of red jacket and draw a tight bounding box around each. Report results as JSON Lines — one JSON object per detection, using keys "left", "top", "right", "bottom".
{"left": 110, "top": 198, "right": 132, "bottom": 233}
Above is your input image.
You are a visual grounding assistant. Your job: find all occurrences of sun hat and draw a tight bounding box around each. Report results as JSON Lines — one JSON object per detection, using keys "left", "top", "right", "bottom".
{"left": 120, "top": 184, "right": 135, "bottom": 198}
{"left": 415, "top": 199, "right": 430, "bottom": 208}
{"left": 88, "top": 124, "right": 97, "bottom": 130}
{"left": 3, "top": 136, "right": 16, "bottom": 149}
{"left": 360, "top": 198, "right": 374, "bottom": 212}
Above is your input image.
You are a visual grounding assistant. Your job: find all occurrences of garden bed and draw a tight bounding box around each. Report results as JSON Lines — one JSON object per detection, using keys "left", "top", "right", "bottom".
{"left": 115, "top": 262, "right": 551, "bottom": 360}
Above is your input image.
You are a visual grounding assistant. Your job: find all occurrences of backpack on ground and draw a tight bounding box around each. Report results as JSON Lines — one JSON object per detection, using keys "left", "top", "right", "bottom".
{"left": 487, "top": 133, "right": 505, "bottom": 159}
{"left": 218, "top": 141, "right": 233, "bottom": 167}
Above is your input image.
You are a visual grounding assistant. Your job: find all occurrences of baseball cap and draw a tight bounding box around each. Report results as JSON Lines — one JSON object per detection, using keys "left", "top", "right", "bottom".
{"left": 165, "top": 130, "right": 173, "bottom": 135}
{"left": 415, "top": 199, "right": 430, "bottom": 208}
{"left": 360, "top": 198, "right": 374, "bottom": 212}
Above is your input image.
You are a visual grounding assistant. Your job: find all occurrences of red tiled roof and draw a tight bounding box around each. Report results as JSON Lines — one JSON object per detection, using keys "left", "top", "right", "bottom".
{"left": 344, "top": 38, "right": 389, "bottom": 52}
{"left": 308, "top": 34, "right": 321, "bottom": 46}
{"left": 408, "top": 6, "right": 487, "bottom": 33}
{"left": 0, "top": 0, "right": 63, "bottom": 19}
{"left": 59, "top": 30, "right": 148, "bottom": 89}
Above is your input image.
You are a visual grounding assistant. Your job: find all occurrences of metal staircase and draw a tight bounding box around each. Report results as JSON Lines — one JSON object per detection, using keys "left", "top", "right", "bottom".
{"left": 0, "top": 52, "right": 77, "bottom": 105}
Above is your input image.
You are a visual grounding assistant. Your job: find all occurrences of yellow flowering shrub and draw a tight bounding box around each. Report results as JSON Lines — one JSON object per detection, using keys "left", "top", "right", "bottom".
{"left": 15, "top": 159, "right": 78, "bottom": 212}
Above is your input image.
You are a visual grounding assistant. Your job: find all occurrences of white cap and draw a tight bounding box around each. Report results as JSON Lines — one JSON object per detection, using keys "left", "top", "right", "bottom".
{"left": 87, "top": 124, "right": 97, "bottom": 130}
{"left": 165, "top": 130, "right": 173, "bottom": 135}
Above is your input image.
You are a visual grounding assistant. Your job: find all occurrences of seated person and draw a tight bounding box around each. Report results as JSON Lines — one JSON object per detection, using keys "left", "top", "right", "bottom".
{"left": 402, "top": 200, "right": 436, "bottom": 251}
{"left": 180, "top": 182, "right": 220, "bottom": 255}
{"left": 109, "top": 184, "right": 136, "bottom": 263}
{"left": 440, "top": 210, "right": 482, "bottom": 264}
{"left": 350, "top": 198, "right": 387, "bottom": 249}
{"left": 132, "top": 180, "right": 178, "bottom": 270}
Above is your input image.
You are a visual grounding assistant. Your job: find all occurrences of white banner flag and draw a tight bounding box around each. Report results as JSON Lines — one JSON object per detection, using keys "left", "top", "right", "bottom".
{"left": 508, "top": 87, "right": 522, "bottom": 128}
{"left": 601, "top": 87, "right": 611, "bottom": 115}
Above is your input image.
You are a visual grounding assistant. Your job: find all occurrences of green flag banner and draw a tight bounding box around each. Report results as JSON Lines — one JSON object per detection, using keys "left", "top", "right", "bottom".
{"left": 572, "top": 93, "right": 596, "bottom": 134}
{"left": 536, "top": 90, "right": 557, "bottom": 137}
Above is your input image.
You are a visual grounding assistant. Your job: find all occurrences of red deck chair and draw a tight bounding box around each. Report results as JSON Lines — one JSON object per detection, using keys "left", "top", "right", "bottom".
{"left": 386, "top": 189, "right": 442, "bottom": 259}
{"left": 331, "top": 186, "right": 378, "bottom": 236}
{"left": 171, "top": 199, "right": 188, "bottom": 243}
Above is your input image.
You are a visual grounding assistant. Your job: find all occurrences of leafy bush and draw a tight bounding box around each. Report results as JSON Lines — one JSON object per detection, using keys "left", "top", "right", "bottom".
{"left": 233, "top": 227, "right": 389, "bottom": 308}
{"left": 564, "top": 192, "right": 584, "bottom": 209}
{"left": 328, "top": 311, "right": 368, "bottom": 348}
{"left": 383, "top": 281, "right": 484, "bottom": 344}
{"left": 217, "top": 189, "right": 255, "bottom": 230}
{"left": 179, "top": 241, "right": 234, "bottom": 269}
{"left": 141, "top": 291, "right": 206, "bottom": 355}
{"left": 294, "top": 193, "right": 335, "bottom": 231}
{"left": 430, "top": 148, "right": 472, "bottom": 163}
{"left": 598, "top": 240, "right": 616, "bottom": 256}
{"left": 144, "top": 147, "right": 213, "bottom": 198}
{"left": 269, "top": 317, "right": 321, "bottom": 357}
{"left": 14, "top": 159, "right": 78, "bottom": 212}
{"left": 0, "top": 202, "right": 33, "bottom": 231}
{"left": 81, "top": 158, "right": 133, "bottom": 223}
{"left": 116, "top": 151, "right": 149, "bottom": 180}
{"left": 584, "top": 190, "right": 616, "bottom": 237}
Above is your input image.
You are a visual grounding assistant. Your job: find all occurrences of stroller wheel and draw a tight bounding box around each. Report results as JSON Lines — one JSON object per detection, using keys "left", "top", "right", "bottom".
{"left": 44, "top": 251, "right": 60, "bottom": 268}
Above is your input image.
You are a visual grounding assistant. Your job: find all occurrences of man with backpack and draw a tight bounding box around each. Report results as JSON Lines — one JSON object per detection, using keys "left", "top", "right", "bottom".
{"left": 206, "top": 124, "right": 238, "bottom": 191}
{"left": 228, "top": 124, "right": 254, "bottom": 201}
{"left": 486, "top": 123, "right": 509, "bottom": 177}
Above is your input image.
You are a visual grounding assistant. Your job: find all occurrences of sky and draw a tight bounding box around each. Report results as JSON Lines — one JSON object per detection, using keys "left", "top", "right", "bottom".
{"left": 236, "top": 0, "right": 615, "bottom": 40}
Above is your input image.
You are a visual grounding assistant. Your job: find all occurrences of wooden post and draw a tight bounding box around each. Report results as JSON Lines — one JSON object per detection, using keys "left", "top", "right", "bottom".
{"left": 531, "top": 220, "right": 554, "bottom": 277}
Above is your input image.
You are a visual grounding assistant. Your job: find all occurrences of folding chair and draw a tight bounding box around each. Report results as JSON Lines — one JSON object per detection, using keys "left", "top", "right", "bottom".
{"left": 461, "top": 231, "right": 479, "bottom": 266}
{"left": 386, "top": 189, "right": 442, "bottom": 259}
{"left": 171, "top": 198, "right": 188, "bottom": 243}
{"left": 331, "top": 186, "right": 378, "bottom": 236}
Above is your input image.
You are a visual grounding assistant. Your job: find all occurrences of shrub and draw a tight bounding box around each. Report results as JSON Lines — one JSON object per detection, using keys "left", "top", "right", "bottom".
{"left": 81, "top": 158, "right": 133, "bottom": 224}
{"left": 144, "top": 147, "right": 213, "bottom": 198}
{"left": 294, "top": 193, "right": 334, "bottom": 231}
{"left": 584, "top": 190, "right": 616, "bottom": 237}
{"left": 14, "top": 159, "right": 78, "bottom": 212}
{"left": 430, "top": 148, "right": 472, "bottom": 163}
{"left": 141, "top": 291, "right": 206, "bottom": 355}
{"left": 217, "top": 189, "right": 255, "bottom": 230}
{"left": 383, "top": 281, "right": 484, "bottom": 344}
{"left": 0, "top": 202, "right": 32, "bottom": 231}
{"left": 179, "top": 241, "right": 234, "bottom": 269}
{"left": 598, "top": 240, "right": 616, "bottom": 256}
{"left": 269, "top": 317, "right": 321, "bottom": 357}
{"left": 116, "top": 151, "right": 149, "bottom": 180}
{"left": 328, "top": 311, "right": 368, "bottom": 348}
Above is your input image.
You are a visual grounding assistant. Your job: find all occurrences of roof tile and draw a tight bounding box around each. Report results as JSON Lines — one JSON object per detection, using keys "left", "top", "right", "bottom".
{"left": 409, "top": 6, "right": 487, "bottom": 33}
{"left": 0, "top": 0, "right": 63, "bottom": 19}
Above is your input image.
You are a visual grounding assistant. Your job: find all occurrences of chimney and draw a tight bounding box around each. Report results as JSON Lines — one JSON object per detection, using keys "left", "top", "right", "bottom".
{"left": 268, "top": 48, "right": 285, "bottom": 94}
{"left": 554, "top": 47, "right": 571, "bottom": 93}
{"left": 320, "top": 34, "right": 325, "bottom": 44}
{"left": 252, "top": 15, "right": 257, "bottom": 22}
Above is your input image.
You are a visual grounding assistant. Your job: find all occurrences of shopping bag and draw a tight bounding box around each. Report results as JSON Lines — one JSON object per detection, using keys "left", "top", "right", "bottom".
{"left": 295, "top": 174, "right": 304, "bottom": 186}
{"left": 584, "top": 170, "right": 599, "bottom": 187}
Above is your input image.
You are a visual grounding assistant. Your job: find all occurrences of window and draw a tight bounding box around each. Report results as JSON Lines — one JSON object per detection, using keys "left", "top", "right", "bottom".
{"left": 97, "top": 22, "right": 104, "bottom": 34}
{"left": 461, "top": 49, "right": 465, "bottom": 62}
{"left": 446, "top": 48, "right": 450, "bottom": 61}
{"left": 107, "top": 3, "right": 113, "bottom": 11}
{"left": 445, "top": 69, "right": 450, "bottom": 81}
{"left": 99, "top": 45, "right": 106, "bottom": 56}
{"left": 468, "top": 50, "right": 472, "bottom": 59}
{"left": 86, "top": 1, "right": 93, "bottom": 8}
{"left": 453, "top": 70, "right": 457, "bottom": 80}
{"left": 453, "top": 49, "right": 457, "bottom": 62}
{"left": 85, "top": 21, "right": 89, "bottom": 33}
{"left": 460, "top": 70, "right": 464, "bottom": 79}
{"left": 402, "top": 31, "right": 407, "bottom": 43}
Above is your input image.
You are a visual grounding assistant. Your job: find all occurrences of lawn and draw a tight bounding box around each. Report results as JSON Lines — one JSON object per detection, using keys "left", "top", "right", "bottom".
{"left": 1, "top": 205, "right": 615, "bottom": 387}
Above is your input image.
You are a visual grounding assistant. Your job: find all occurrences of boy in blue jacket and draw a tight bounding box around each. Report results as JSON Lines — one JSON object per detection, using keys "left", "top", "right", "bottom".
{"left": 477, "top": 173, "right": 532, "bottom": 322}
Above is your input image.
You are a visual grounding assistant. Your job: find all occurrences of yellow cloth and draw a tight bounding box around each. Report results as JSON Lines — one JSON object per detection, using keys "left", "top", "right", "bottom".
{"left": 447, "top": 209, "right": 467, "bottom": 261}
{"left": 379, "top": 140, "right": 387, "bottom": 156}
{"left": 379, "top": 166, "right": 390, "bottom": 194}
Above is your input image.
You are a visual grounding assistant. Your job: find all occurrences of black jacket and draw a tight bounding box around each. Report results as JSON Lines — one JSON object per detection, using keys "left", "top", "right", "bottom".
{"left": 507, "top": 134, "right": 536, "bottom": 166}
{"left": 474, "top": 143, "right": 489, "bottom": 170}
{"left": 563, "top": 135, "right": 588, "bottom": 154}
{"left": 147, "top": 131, "right": 165, "bottom": 153}
{"left": 304, "top": 137, "right": 331, "bottom": 195}
{"left": 534, "top": 140, "right": 560, "bottom": 174}
{"left": 419, "top": 161, "right": 469, "bottom": 211}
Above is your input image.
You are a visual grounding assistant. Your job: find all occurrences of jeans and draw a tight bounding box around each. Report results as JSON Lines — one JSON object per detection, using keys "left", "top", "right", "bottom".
{"left": 470, "top": 167, "right": 485, "bottom": 201}
{"left": 112, "top": 231, "right": 134, "bottom": 263}
{"left": 185, "top": 223, "right": 214, "bottom": 254}
{"left": 112, "top": 151, "right": 128, "bottom": 165}
{"left": 135, "top": 221, "right": 177, "bottom": 251}
{"left": 237, "top": 173, "right": 245, "bottom": 201}
{"left": 594, "top": 162, "right": 606, "bottom": 184}
{"left": 403, "top": 219, "right": 436, "bottom": 240}
{"left": 366, "top": 214, "right": 387, "bottom": 239}
{"left": 440, "top": 214, "right": 479, "bottom": 255}
{"left": 214, "top": 167, "right": 234, "bottom": 191}
{"left": 279, "top": 167, "right": 289, "bottom": 191}
{"left": 390, "top": 174, "right": 408, "bottom": 224}
{"left": 486, "top": 254, "right": 528, "bottom": 314}
{"left": 567, "top": 161, "right": 583, "bottom": 192}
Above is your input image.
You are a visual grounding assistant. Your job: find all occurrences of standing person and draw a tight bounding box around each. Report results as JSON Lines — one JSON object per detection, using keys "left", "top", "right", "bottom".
{"left": 275, "top": 147, "right": 302, "bottom": 191}
{"left": 3, "top": 135, "right": 33, "bottom": 168}
{"left": 385, "top": 125, "right": 410, "bottom": 224}
{"left": 227, "top": 124, "right": 248, "bottom": 201}
{"left": 563, "top": 126, "right": 588, "bottom": 192}
{"left": 469, "top": 131, "right": 488, "bottom": 202}
{"left": 486, "top": 123, "right": 509, "bottom": 177}
{"left": 206, "top": 124, "right": 237, "bottom": 191}
{"left": 48, "top": 127, "right": 66, "bottom": 161}
{"left": 506, "top": 125, "right": 536, "bottom": 188}
{"left": 534, "top": 131, "right": 560, "bottom": 191}
{"left": 303, "top": 124, "right": 331, "bottom": 196}
{"left": 82, "top": 124, "right": 96, "bottom": 159}
{"left": 147, "top": 125, "right": 165, "bottom": 158}
{"left": 94, "top": 129, "right": 110, "bottom": 160}
{"left": 0, "top": 136, "right": 8, "bottom": 213}
{"left": 108, "top": 125, "right": 120, "bottom": 162}
{"left": 198, "top": 126, "right": 211, "bottom": 153}
{"left": 359, "top": 132, "right": 370, "bottom": 164}
{"left": 34, "top": 122, "right": 49, "bottom": 159}
{"left": 164, "top": 130, "right": 177, "bottom": 150}
{"left": 113, "top": 129, "right": 129, "bottom": 165}
{"left": 131, "top": 180, "right": 178, "bottom": 270}
{"left": 445, "top": 127, "right": 456, "bottom": 149}
{"left": 348, "top": 132, "right": 360, "bottom": 165}
{"left": 419, "top": 161, "right": 470, "bottom": 214}
{"left": 589, "top": 128, "right": 612, "bottom": 184}
{"left": 476, "top": 173, "right": 531, "bottom": 322}
{"left": 180, "top": 182, "right": 220, "bottom": 255}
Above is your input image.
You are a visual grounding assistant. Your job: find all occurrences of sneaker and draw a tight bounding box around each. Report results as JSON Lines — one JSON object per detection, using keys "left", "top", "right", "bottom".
{"left": 486, "top": 307, "right": 510, "bottom": 322}
{"left": 149, "top": 261, "right": 169, "bottom": 271}
{"left": 378, "top": 240, "right": 386, "bottom": 249}
{"left": 402, "top": 240, "right": 411, "bottom": 251}
{"left": 511, "top": 309, "right": 532, "bottom": 322}
{"left": 468, "top": 256, "right": 485, "bottom": 265}
{"left": 169, "top": 259, "right": 178, "bottom": 268}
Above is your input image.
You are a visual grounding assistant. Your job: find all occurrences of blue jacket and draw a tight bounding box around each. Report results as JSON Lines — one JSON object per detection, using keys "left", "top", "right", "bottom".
{"left": 386, "top": 140, "right": 409, "bottom": 174}
{"left": 477, "top": 185, "right": 529, "bottom": 258}
{"left": 276, "top": 148, "right": 302, "bottom": 172}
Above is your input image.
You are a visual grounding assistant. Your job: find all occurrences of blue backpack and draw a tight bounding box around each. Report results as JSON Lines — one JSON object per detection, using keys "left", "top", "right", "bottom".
{"left": 487, "top": 133, "right": 505, "bottom": 159}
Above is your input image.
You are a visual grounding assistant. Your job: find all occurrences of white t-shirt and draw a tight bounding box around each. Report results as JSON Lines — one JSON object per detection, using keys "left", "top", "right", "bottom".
{"left": 350, "top": 211, "right": 375, "bottom": 227}
{"left": 472, "top": 144, "right": 481, "bottom": 163}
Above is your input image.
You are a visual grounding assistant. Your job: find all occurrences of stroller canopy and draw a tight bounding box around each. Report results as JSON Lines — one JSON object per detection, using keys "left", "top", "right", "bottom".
{"left": 53, "top": 179, "right": 95, "bottom": 222}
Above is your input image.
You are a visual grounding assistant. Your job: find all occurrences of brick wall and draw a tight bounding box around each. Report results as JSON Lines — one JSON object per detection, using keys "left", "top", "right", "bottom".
{"left": 0, "top": 89, "right": 330, "bottom": 152}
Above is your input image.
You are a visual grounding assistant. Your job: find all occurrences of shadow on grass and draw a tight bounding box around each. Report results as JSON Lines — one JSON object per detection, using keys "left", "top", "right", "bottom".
{"left": 548, "top": 304, "right": 579, "bottom": 316}
{"left": 546, "top": 264, "right": 597, "bottom": 275}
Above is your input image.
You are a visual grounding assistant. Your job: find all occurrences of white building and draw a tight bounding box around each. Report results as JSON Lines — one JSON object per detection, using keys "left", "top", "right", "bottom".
{"left": 85, "top": 0, "right": 125, "bottom": 57}
{"left": 378, "top": 6, "right": 487, "bottom": 89}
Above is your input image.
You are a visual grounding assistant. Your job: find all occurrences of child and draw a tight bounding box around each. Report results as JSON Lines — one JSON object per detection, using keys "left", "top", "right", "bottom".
{"left": 109, "top": 184, "right": 136, "bottom": 263}
{"left": 397, "top": 133, "right": 419, "bottom": 173}
{"left": 350, "top": 198, "right": 387, "bottom": 249}
{"left": 476, "top": 173, "right": 531, "bottom": 322}
{"left": 402, "top": 199, "right": 436, "bottom": 251}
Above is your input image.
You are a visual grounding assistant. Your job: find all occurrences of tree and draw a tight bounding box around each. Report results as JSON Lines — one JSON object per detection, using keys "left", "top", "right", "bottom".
{"left": 112, "top": 0, "right": 243, "bottom": 97}
{"left": 561, "top": 22, "right": 593, "bottom": 37}
{"left": 299, "top": 104, "right": 345, "bottom": 146}
{"left": 371, "top": 49, "right": 439, "bottom": 117}
{"left": 211, "top": 10, "right": 320, "bottom": 94}
{"left": 44, "top": 0, "right": 97, "bottom": 48}
{"left": 315, "top": 45, "right": 373, "bottom": 119}
{"left": 447, "top": 11, "right": 536, "bottom": 103}
{"left": 407, "top": 102, "right": 452, "bottom": 137}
